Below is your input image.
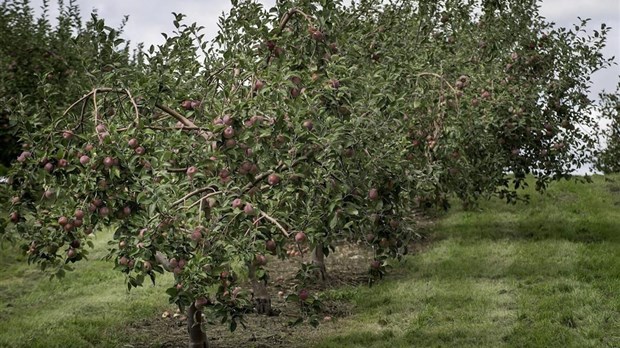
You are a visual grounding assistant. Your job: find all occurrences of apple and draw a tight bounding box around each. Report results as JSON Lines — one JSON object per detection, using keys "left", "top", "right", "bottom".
{"left": 190, "top": 100, "right": 201, "bottom": 110}
{"left": 95, "top": 124, "right": 106, "bottom": 133}
{"left": 290, "top": 87, "right": 301, "bottom": 98}
{"left": 254, "top": 254, "right": 267, "bottom": 266}
{"left": 253, "top": 80, "right": 264, "bottom": 91}
{"left": 44, "top": 190, "right": 54, "bottom": 199}
{"left": 366, "top": 233, "right": 376, "bottom": 243}
{"left": 222, "top": 114, "right": 233, "bottom": 126}
{"left": 119, "top": 240, "right": 127, "bottom": 249}
{"left": 190, "top": 228, "right": 202, "bottom": 242}
{"left": 303, "top": 120, "right": 314, "bottom": 131}
{"left": 223, "top": 126, "right": 235, "bottom": 139}
{"left": 232, "top": 198, "right": 243, "bottom": 209}
{"left": 67, "top": 248, "right": 77, "bottom": 259}
{"left": 379, "top": 238, "right": 390, "bottom": 248}
{"left": 128, "top": 138, "right": 139, "bottom": 148}
{"left": 225, "top": 139, "right": 236, "bottom": 148}
{"left": 143, "top": 261, "right": 152, "bottom": 272}
{"left": 267, "top": 174, "right": 280, "bottom": 185}
{"left": 265, "top": 240, "right": 276, "bottom": 253}
{"left": 62, "top": 130, "right": 74, "bottom": 140}
{"left": 84, "top": 143, "right": 94, "bottom": 152}
{"left": 295, "top": 231, "right": 306, "bottom": 243}
{"left": 99, "top": 206, "right": 110, "bottom": 217}
{"left": 370, "top": 260, "right": 381, "bottom": 270}
{"left": 368, "top": 188, "right": 380, "bottom": 201}
{"left": 103, "top": 156, "right": 114, "bottom": 168}
{"left": 481, "top": 90, "right": 491, "bottom": 99}
{"left": 123, "top": 206, "right": 132, "bottom": 216}
{"left": 70, "top": 239, "right": 81, "bottom": 249}
{"left": 134, "top": 146, "right": 145, "bottom": 155}
{"left": 299, "top": 289, "right": 309, "bottom": 301}
{"left": 44, "top": 162, "right": 54, "bottom": 173}
{"left": 243, "top": 203, "right": 254, "bottom": 215}
{"left": 9, "top": 212, "right": 19, "bottom": 223}
{"left": 119, "top": 256, "right": 129, "bottom": 266}
{"left": 58, "top": 216, "right": 68, "bottom": 226}
{"left": 170, "top": 258, "right": 179, "bottom": 268}
{"left": 79, "top": 155, "right": 90, "bottom": 165}
{"left": 220, "top": 271, "right": 229, "bottom": 281}
{"left": 186, "top": 166, "right": 198, "bottom": 178}
{"left": 73, "top": 219, "right": 83, "bottom": 228}
{"left": 178, "top": 259, "right": 187, "bottom": 269}
{"left": 181, "top": 100, "right": 193, "bottom": 110}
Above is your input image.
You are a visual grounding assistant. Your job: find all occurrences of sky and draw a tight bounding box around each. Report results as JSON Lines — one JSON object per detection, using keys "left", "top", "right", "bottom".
{"left": 29, "top": 0, "right": 620, "bottom": 96}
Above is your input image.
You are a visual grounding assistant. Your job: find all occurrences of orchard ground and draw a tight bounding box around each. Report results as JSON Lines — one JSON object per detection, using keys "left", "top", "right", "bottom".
{"left": 1, "top": 175, "right": 619, "bottom": 348}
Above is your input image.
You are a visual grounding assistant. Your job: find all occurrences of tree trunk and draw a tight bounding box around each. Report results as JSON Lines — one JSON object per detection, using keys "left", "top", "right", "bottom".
{"left": 187, "top": 303, "right": 208, "bottom": 348}
{"left": 312, "top": 244, "right": 327, "bottom": 281}
{"left": 248, "top": 263, "right": 272, "bottom": 315}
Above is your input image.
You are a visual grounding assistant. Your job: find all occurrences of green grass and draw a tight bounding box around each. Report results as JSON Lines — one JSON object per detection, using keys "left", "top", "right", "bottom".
{"left": 0, "top": 230, "right": 173, "bottom": 348}
{"left": 1, "top": 175, "right": 619, "bottom": 347}
{"left": 313, "top": 175, "right": 620, "bottom": 348}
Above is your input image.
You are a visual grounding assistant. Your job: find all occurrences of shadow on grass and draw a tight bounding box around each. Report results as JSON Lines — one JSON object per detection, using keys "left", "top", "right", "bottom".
{"left": 434, "top": 219, "right": 620, "bottom": 244}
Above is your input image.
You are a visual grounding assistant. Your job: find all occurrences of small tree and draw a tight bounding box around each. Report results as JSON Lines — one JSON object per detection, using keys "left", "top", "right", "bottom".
{"left": 596, "top": 82, "right": 620, "bottom": 173}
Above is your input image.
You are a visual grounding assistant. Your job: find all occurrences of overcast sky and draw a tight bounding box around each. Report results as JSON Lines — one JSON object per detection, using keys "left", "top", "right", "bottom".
{"left": 30, "top": 0, "right": 620, "bottom": 95}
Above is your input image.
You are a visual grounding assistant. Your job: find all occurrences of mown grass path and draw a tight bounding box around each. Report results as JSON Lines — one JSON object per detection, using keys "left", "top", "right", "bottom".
{"left": 313, "top": 175, "right": 620, "bottom": 347}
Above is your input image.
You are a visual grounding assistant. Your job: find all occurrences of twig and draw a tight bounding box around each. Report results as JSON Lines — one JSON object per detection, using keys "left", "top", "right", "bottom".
{"left": 260, "top": 211, "right": 290, "bottom": 237}
{"left": 173, "top": 186, "right": 218, "bottom": 206}
{"left": 155, "top": 103, "right": 212, "bottom": 143}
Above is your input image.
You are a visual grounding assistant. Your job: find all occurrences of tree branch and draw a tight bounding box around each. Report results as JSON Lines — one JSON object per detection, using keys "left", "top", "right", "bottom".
{"left": 260, "top": 211, "right": 290, "bottom": 237}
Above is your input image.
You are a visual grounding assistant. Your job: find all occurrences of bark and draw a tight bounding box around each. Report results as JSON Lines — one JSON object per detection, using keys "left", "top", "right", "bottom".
{"left": 187, "top": 303, "right": 208, "bottom": 348}
{"left": 312, "top": 244, "right": 327, "bottom": 281}
{"left": 154, "top": 251, "right": 171, "bottom": 271}
{"left": 248, "top": 263, "right": 272, "bottom": 315}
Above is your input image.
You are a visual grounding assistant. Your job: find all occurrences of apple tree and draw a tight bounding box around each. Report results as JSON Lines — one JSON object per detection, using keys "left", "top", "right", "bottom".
{"left": 2, "top": 0, "right": 614, "bottom": 347}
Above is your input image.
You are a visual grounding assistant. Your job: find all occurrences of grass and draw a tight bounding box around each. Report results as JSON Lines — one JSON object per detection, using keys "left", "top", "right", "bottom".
{"left": 312, "top": 175, "right": 620, "bottom": 348}
{"left": 0, "top": 230, "right": 174, "bottom": 348}
{"left": 0, "top": 175, "right": 619, "bottom": 347}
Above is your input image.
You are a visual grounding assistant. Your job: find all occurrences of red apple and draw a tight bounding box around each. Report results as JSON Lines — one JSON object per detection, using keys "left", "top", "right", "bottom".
{"left": 103, "top": 156, "right": 114, "bottom": 168}
{"left": 134, "top": 146, "right": 145, "bottom": 155}
{"left": 266, "top": 240, "right": 276, "bottom": 253}
{"left": 44, "top": 162, "right": 54, "bottom": 173}
{"left": 143, "top": 261, "right": 152, "bottom": 272}
{"left": 295, "top": 231, "right": 306, "bottom": 243}
{"left": 232, "top": 198, "right": 243, "bottom": 209}
{"left": 79, "top": 155, "right": 90, "bottom": 165}
{"left": 128, "top": 138, "right": 139, "bottom": 148}
{"left": 62, "top": 130, "right": 74, "bottom": 140}
{"left": 243, "top": 203, "right": 254, "bottom": 215}
{"left": 9, "top": 212, "right": 19, "bottom": 223}
{"left": 186, "top": 166, "right": 198, "bottom": 178}
{"left": 267, "top": 174, "right": 280, "bottom": 185}
{"left": 223, "top": 126, "right": 235, "bottom": 139}
{"left": 368, "top": 188, "right": 379, "bottom": 201}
